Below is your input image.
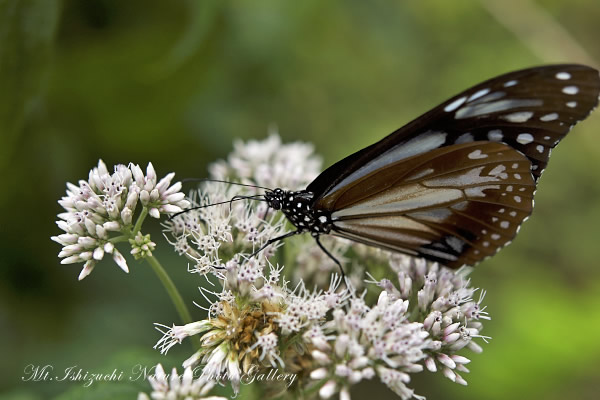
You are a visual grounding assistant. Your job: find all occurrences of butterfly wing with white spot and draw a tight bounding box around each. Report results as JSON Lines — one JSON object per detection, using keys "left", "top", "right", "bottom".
{"left": 328, "top": 141, "right": 535, "bottom": 268}
{"left": 308, "top": 64, "right": 599, "bottom": 204}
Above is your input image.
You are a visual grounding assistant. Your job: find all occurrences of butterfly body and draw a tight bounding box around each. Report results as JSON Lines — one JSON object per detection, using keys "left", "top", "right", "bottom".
{"left": 265, "top": 189, "right": 333, "bottom": 237}
{"left": 253, "top": 64, "right": 600, "bottom": 270}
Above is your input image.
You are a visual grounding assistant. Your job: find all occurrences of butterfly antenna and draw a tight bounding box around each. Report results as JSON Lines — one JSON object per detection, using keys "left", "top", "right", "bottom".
{"left": 181, "top": 178, "right": 273, "bottom": 191}
{"left": 169, "top": 195, "right": 266, "bottom": 220}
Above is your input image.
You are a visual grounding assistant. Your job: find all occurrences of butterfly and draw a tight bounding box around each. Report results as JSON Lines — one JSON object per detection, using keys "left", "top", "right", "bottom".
{"left": 247, "top": 64, "right": 599, "bottom": 271}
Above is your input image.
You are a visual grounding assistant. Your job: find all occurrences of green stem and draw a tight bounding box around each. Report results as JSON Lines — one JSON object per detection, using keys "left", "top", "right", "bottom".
{"left": 144, "top": 255, "right": 202, "bottom": 350}
{"left": 145, "top": 254, "right": 193, "bottom": 323}
{"left": 132, "top": 207, "right": 149, "bottom": 236}
{"left": 109, "top": 235, "right": 130, "bottom": 243}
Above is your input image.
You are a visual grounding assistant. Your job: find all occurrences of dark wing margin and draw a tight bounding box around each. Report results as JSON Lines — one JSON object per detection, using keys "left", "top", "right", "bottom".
{"left": 308, "top": 64, "right": 600, "bottom": 202}
{"left": 327, "top": 141, "right": 535, "bottom": 269}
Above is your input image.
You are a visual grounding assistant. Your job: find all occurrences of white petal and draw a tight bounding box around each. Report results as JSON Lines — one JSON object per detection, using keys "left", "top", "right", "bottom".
{"left": 156, "top": 172, "right": 175, "bottom": 193}
{"left": 163, "top": 181, "right": 182, "bottom": 195}
{"left": 104, "top": 241, "right": 114, "bottom": 253}
{"left": 97, "top": 159, "right": 108, "bottom": 176}
{"left": 112, "top": 249, "right": 129, "bottom": 273}
{"left": 93, "top": 247, "right": 105, "bottom": 260}
{"left": 149, "top": 188, "right": 160, "bottom": 202}
{"left": 61, "top": 255, "right": 82, "bottom": 264}
{"left": 78, "top": 260, "right": 96, "bottom": 280}
{"left": 160, "top": 204, "right": 183, "bottom": 214}
{"left": 319, "top": 380, "right": 337, "bottom": 399}
{"left": 309, "top": 368, "right": 328, "bottom": 380}
{"left": 146, "top": 162, "right": 156, "bottom": 184}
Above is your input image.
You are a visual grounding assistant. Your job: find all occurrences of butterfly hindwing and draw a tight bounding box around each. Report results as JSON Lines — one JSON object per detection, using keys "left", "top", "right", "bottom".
{"left": 328, "top": 141, "right": 535, "bottom": 268}
{"left": 308, "top": 64, "right": 600, "bottom": 202}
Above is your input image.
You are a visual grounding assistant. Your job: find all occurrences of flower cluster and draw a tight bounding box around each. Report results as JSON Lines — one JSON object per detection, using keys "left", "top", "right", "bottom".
{"left": 52, "top": 160, "right": 189, "bottom": 280}
{"left": 209, "top": 132, "right": 322, "bottom": 190}
{"left": 155, "top": 261, "right": 349, "bottom": 396}
{"left": 164, "top": 182, "right": 289, "bottom": 276}
{"left": 302, "top": 255, "right": 490, "bottom": 400}
{"left": 154, "top": 135, "right": 491, "bottom": 400}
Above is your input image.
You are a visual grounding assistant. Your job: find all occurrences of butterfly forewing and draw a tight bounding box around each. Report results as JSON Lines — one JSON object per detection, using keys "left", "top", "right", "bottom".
{"left": 308, "top": 64, "right": 600, "bottom": 201}
{"left": 328, "top": 141, "right": 535, "bottom": 268}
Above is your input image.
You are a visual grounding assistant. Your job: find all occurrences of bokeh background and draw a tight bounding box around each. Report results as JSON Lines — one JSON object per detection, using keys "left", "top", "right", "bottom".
{"left": 1, "top": 0, "right": 600, "bottom": 399}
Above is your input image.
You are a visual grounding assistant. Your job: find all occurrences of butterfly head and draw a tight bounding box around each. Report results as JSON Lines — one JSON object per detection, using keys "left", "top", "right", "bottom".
{"left": 264, "top": 188, "right": 286, "bottom": 210}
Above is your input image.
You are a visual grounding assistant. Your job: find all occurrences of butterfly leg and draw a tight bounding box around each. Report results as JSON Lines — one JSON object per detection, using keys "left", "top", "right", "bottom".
{"left": 249, "top": 230, "right": 300, "bottom": 259}
{"left": 315, "top": 236, "right": 346, "bottom": 282}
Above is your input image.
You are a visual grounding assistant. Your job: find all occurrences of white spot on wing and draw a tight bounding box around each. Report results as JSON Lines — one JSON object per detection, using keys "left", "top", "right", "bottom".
{"left": 516, "top": 133, "right": 534, "bottom": 144}
{"left": 468, "top": 88, "right": 491, "bottom": 102}
{"left": 504, "top": 80, "right": 518, "bottom": 87}
{"left": 465, "top": 185, "right": 501, "bottom": 198}
{"left": 514, "top": 195, "right": 521, "bottom": 203}
{"left": 500, "top": 221, "right": 510, "bottom": 228}
{"left": 446, "top": 236, "right": 465, "bottom": 253}
{"left": 455, "top": 133, "right": 474, "bottom": 144}
{"left": 419, "top": 247, "right": 458, "bottom": 261}
{"left": 444, "top": 96, "right": 467, "bottom": 112}
{"left": 555, "top": 72, "right": 571, "bottom": 80}
{"left": 540, "top": 113, "right": 558, "bottom": 122}
{"left": 536, "top": 145, "right": 544, "bottom": 153}
{"left": 562, "top": 86, "right": 579, "bottom": 95}
{"left": 426, "top": 167, "right": 501, "bottom": 187}
{"left": 502, "top": 111, "right": 534, "bottom": 123}
{"left": 488, "top": 129, "right": 503, "bottom": 141}
{"left": 455, "top": 99, "right": 542, "bottom": 119}
{"left": 566, "top": 101, "right": 577, "bottom": 108}
{"left": 489, "top": 165, "right": 507, "bottom": 179}
{"left": 468, "top": 150, "right": 487, "bottom": 159}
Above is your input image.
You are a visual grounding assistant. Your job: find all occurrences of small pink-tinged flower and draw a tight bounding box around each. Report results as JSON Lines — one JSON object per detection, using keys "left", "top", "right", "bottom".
{"left": 52, "top": 160, "right": 188, "bottom": 279}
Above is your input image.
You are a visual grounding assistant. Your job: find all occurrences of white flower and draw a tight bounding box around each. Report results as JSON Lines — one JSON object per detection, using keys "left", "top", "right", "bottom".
{"left": 209, "top": 131, "right": 322, "bottom": 191}
{"left": 137, "top": 364, "right": 226, "bottom": 400}
{"left": 164, "top": 181, "right": 289, "bottom": 280}
{"left": 373, "top": 255, "right": 490, "bottom": 386}
{"left": 306, "top": 289, "right": 431, "bottom": 400}
{"left": 52, "top": 160, "right": 189, "bottom": 279}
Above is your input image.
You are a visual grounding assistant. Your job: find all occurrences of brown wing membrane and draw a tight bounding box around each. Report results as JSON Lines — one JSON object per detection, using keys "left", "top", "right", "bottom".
{"left": 327, "top": 141, "right": 535, "bottom": 268}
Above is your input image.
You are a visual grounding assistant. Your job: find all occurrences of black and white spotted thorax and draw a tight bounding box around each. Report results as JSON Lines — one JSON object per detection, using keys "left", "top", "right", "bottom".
{"left": 264, "top": 188, "right": 333, "bottom": 236}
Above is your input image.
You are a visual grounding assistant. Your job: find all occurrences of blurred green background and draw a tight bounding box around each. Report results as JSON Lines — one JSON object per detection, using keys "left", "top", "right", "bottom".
{"left": 1, "top": 0, "right": 600, "bottom": 399}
